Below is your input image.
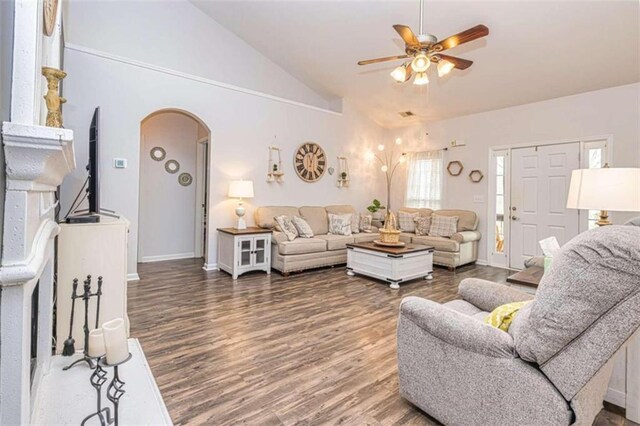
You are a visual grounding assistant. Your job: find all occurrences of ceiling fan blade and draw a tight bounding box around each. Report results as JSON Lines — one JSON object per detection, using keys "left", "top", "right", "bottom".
{"left": 357, "top": 55, "right": 409, "bottom": 66}
{"left": 434, "top": 24, "right": 489, "bottom": 51}
{"left": 393, "top": 24, "right": 420, "bottom": 47}
{"left": 437, "top": 54, "right": 473, "bottom": 70}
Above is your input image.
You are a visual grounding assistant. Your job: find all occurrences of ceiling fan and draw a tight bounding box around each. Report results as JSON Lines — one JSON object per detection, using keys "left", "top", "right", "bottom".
{"left": 357, "top": 0, "right": 489, "bottom": 85}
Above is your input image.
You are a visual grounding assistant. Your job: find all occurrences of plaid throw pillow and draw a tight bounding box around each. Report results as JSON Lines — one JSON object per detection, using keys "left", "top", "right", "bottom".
{"left": 350, "top": 212, "right": 361, "bottom": 234}
{"left": 359, "top": 214, "right": 373, "bottom": 232}
{"left": 429, "top": 215, "right": 459, "bottom": 238}
{"left": 398, "top": 211, "right": 419, "bottom": 232}
{"left": 414, "top": 216, "right": 431, "bottom": 236}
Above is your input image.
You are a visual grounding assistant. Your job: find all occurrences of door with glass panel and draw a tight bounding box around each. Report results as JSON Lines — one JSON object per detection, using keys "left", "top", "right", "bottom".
{"left": 252, "top": 236, "right": 269, "bottom": 268}
{"left": 509, "top": 143, "right": 580, "bottom": 269}
{"left": 237, "top": 237, "right": 253, "bottom": 268}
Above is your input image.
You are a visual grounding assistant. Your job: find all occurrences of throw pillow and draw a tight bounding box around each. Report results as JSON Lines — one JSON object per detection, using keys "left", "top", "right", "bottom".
{"left": 292, "top": 216, "right": 314, "bottom": 238}
{"left": 414, "top": 216, "right": 431, "bottom": 236}
{"left": 359, "top": 214, "right": 373, "bottom": 233}
{"left": 398, "top": 211, "right": 419, "bottom": 232}
{"left": 485, "top": 301, "right": 531, "bottom": 332}
{"left": 350, "top": 212, "right": 361, "bottom": 234}
{"left": 429, "top": 214, "right": 458, "bottom": 238}
{"left": 274, "top": 215, "right": 298, "bottom": 241}
{"left": 328, "top": 213, "right": 353, "bottom": 236}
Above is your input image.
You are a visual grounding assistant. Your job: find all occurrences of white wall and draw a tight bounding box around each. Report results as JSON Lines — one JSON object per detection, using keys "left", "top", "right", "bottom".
{"left": 60, "top": 22, "right": 384, "bottom": 276}
{"left": 388, "top": 83, "right": 640, "bottom": 264}
{"left": 62, "top": 0, "right": 337, "bottom": 112}
{"left": 139, "top": 111, "right": 204, "bottom": 262}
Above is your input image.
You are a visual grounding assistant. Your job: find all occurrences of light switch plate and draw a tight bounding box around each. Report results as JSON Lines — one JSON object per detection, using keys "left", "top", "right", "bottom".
{"left": 113, "top": 158, "right": 127, "bottom": 168}
{"left": 473, "top": 195, "right": 484, "bottom": 203}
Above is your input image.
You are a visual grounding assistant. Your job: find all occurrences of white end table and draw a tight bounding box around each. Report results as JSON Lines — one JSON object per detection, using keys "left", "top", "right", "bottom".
{"left": 217, "top": 227, "right": 272, "bottom": 279}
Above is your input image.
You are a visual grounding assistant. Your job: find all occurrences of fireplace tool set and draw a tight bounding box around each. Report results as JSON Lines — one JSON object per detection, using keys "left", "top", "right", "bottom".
{"left": 62, "top": 275, "right": 132, "bottom": 425}
{"left": 63, "top": 275, "right": 103, "bottom": 370}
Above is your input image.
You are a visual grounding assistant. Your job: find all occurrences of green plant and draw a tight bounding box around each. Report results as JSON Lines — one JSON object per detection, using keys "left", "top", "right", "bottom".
{"left": 367, "top": 199, "right": 386, "bottom": 213}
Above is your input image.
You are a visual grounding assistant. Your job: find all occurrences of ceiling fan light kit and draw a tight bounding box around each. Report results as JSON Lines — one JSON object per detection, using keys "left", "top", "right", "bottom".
{"left": 358, "top": 0, "right": 489, "bottom": 86}
{"left": 437, "top": 59, "right": 455, "bottom": 77}
{"left": 413, "top": 72, "right": 429, "bottom": 86}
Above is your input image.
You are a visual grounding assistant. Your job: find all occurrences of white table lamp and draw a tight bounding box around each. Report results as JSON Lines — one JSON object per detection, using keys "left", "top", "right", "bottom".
{"left": 228, "top": 180, "right": 254, "bottom": 229}
{"left": 567, "top": 167, "right": 640, "bottom": 226}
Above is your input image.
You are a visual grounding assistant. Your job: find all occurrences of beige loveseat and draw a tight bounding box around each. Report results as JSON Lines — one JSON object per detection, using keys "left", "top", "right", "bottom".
{"left": 397, "top": 208, "right": 481, "bottom": 270}
{"left": 255, "top": 205, "right": 380, "bottom": 275}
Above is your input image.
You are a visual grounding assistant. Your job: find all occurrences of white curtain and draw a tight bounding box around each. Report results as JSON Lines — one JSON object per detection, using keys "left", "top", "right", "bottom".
{"left": 404, "top": 150, "right": 444, "bottom": 209}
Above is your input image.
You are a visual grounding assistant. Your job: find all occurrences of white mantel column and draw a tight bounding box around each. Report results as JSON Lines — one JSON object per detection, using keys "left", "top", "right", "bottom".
{"left": 0, "top": 122, "right": 75, "bottom": 425}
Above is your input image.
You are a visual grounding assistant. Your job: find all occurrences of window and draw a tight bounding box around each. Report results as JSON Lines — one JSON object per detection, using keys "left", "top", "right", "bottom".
{"left": 582, "top": 140, "right": 608, "bottom": 230}
{"left": 494, "top": 154, "right": 506, "bottom": 253}
{"left": 405, "top": 150, "right": 443, "bottom": 210}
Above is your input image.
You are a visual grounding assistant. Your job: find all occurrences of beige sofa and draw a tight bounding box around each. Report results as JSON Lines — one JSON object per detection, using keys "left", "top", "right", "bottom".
{"left": 254, "top": 205, "right": 380, "bottom": 274}
{"left": 397, "top": 207, "right": 481, "bottom": 270}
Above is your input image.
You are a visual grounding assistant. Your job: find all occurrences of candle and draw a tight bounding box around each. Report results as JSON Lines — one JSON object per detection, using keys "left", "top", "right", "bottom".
{"left": 102, "top": 318, "right": 129, "bottom": 365}
{"left": 87, "top": 328, "right": 106, "bottom": 358}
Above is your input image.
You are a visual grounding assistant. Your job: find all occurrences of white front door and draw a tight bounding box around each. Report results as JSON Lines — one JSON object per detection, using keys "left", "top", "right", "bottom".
{"left": 509, "top": 143, "right": 580, "bottom": 269}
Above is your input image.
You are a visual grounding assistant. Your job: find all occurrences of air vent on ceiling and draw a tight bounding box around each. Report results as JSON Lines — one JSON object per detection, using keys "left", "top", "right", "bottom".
{"left": 399, "top": 111, "right": 415, "bottom": 118}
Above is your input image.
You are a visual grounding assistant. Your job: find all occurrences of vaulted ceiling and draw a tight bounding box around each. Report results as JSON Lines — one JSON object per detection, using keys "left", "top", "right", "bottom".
{"left": 191, "top": 1, "right": 640, "bottom": 128}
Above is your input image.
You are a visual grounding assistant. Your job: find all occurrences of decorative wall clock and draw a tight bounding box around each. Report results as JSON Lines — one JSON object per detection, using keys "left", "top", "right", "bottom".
{"left": 294, "top": 142, "right": 326, "bottom": 182}
{"left": 43, "top": 0, "right": 59, "bottom": 36}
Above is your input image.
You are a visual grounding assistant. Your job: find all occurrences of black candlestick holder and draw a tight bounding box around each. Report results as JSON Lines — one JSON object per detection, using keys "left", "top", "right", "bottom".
{"left": 81, "top": 355, "right": 112, "bottom": 426}
{"left": 99, "top": 353, "right": 133, "bottom": 426}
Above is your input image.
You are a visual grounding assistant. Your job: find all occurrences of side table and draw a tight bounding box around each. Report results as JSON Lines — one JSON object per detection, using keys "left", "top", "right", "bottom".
{"left": 217, "top": 227, "right": 272, "bottom": 279}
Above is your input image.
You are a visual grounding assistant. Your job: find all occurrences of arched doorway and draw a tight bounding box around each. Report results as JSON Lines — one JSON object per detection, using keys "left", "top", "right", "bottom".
{"left": 138, "top": 109, "right": 210, "bottom": 263}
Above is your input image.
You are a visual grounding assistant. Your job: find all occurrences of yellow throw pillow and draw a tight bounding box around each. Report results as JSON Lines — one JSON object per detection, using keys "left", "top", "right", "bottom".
{"left": 484, "top": 301, "right": 531, "bottom": 332}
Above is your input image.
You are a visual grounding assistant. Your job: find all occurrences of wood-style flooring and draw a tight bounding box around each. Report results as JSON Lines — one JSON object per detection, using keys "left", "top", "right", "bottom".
{"left": 129, "top": 259, "right": 635, "bottom": 425}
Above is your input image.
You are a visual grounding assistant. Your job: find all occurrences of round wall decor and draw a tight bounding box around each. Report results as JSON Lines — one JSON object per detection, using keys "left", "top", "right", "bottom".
{"left": 165, "top": 159, "right": 180, "bottom": 174}
{"left": 294, "top": 142, "right": 326, "bottom": 182}
{"left": 178, "top": 172, "right": 193, "bottom": 186}
{"left": 150, "top": 147, "right": 166, "bottom": 161}
{"left": 447, "top": 160, "right": 464, "bottom": 176}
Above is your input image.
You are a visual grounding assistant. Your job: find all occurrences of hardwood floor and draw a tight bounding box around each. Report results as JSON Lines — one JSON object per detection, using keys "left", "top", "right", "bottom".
{"left": 129, "top": 260, "right": 634, "bottom": 425}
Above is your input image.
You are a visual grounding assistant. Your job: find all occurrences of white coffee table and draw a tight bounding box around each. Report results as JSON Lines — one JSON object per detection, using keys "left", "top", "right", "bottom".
{"left": 346, "top": 242, "right": 434, "bottom": 289}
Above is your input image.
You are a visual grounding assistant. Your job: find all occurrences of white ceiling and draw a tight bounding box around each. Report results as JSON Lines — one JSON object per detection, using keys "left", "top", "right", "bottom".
{"left": 191, "top": 1, "right": 640, "bottom": 128}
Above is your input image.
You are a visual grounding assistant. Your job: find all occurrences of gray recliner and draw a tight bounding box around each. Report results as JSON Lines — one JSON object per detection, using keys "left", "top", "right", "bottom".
{"left": 397, "top": 226, "right": 640, "bottom": 426}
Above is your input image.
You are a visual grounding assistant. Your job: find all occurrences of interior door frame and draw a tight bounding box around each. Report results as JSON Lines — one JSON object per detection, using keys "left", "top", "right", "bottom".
{"left": 195, "top": 136, "right": 209, "bottom": 259}
{"left": 486, "top": 135, "right": 613, "bottom": 269}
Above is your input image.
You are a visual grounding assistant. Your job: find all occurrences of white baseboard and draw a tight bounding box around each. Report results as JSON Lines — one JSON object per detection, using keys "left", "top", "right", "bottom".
{"left": 140, "top": 252, "right": 195, "bottom": 263}
{"left": 127, "top": 273, "right": 140, "bottom": 282}
{"left": 476, "top": 259, "right": 488, "bottom": 266}
{"left": 605, "top": 387, "right": 626, "bottom": 409}
{"left": 203, "top": 263, "right": 218, "bottom": 272}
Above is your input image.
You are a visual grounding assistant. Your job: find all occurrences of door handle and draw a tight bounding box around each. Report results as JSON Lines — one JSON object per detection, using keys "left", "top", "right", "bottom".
{"left": 511, "top": 215, "right": 519, "bottom": 221}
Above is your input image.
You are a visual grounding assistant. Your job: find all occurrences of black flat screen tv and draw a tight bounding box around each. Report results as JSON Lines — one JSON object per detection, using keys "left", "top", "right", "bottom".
{"left": 88, "top": 107, "right": 100, "bottom": 214}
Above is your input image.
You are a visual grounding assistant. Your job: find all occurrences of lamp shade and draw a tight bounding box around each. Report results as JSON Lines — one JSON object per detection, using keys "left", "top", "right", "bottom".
{"left": 566, "top": 168, "right": 640, "bottom": 211}
{"left": 228, "top": 180, "right": 254, "bottom": 199}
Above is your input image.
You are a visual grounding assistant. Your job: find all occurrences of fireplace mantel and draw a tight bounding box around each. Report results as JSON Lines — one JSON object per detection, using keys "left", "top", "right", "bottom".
{"left": 0, "top": 121, "right": 75, "bottom": 424}
{"left": 2, "top": 122, "right": 75, "bottom": 192}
